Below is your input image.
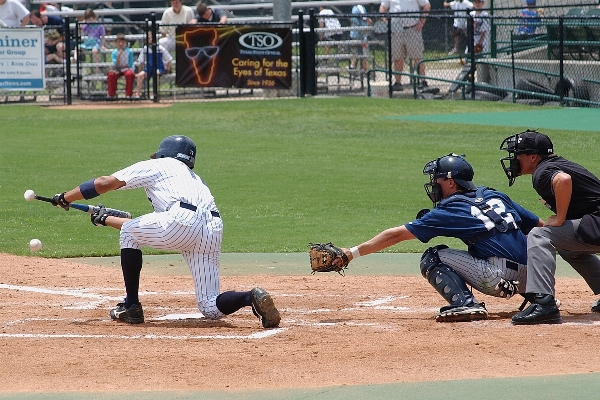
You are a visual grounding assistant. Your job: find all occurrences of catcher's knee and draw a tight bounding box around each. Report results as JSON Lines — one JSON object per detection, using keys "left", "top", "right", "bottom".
{"left": 420, "top": 246, "right": 475, "bottom": 307}
{"left": 419, "top": 245, "right": 449, "bottom": 278}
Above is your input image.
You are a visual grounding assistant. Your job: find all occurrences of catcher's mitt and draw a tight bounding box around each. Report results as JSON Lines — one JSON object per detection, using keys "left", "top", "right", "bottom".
{"left": 309, "top": 243, "right": 349, "bottom": 275}
{"left": 474, "top": 43, "right": 483, "bottom": 54}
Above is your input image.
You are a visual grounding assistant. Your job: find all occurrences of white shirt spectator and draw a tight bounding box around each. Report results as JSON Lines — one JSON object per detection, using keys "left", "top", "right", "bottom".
{"left": 380, "top": 0, "right": 430, "bottom": 31}
{"left": 0, "top": 0, "right": 30, "bottom": 27}
{"left": 318, "top": 8, "right": 343, "bottom": 38}
{"left": 448, "top": 0, "right": 473, "bottom": 30}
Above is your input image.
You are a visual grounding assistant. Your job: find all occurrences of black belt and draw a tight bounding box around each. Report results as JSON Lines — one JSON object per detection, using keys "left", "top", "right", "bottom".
{"left": 404, "top": 24, "right": 417, "bottom": 29}
{"left": 180, "top": 202, "right": 220, "bottom": 218}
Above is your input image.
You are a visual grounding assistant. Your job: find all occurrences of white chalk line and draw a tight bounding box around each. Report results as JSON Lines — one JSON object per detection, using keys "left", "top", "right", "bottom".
{"left": 0, "top": 283, "right": 424, "bottom": 337}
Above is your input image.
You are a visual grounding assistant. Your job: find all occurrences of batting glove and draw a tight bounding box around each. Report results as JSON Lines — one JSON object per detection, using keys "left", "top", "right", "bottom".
{"left": 51, "top": 192, "right": 70, "bottom": 210}
{"left": 91, "top": 205, "right": 109, "bottom": 226}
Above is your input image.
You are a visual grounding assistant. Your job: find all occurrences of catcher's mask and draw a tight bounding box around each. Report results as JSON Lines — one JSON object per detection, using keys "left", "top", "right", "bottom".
{"left": 151, "top": 135, "right": 196, "bottom": 169}
{"left": 499, "top": 130, "right": 553, "bottom": 186}
{"left": 423, "top": 153, "right": 476, "bottom": 205}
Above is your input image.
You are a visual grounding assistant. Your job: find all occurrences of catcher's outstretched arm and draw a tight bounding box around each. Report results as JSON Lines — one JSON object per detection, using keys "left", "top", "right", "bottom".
{"left": 342, "top": 225, "right": 417, "bottom": 262}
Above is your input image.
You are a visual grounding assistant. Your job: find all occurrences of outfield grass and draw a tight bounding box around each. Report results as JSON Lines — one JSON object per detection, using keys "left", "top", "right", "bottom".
{"left": 0, "top": 98, "right": 592, "bottom": 257}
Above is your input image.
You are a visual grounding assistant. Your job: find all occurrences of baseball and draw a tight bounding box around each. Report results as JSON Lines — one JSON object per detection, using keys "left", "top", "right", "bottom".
{"left": 24, "top": 189, "right": 36, "bottom": 202}
{"left": 29, "top": 239, "right": 43, "bottom": 252}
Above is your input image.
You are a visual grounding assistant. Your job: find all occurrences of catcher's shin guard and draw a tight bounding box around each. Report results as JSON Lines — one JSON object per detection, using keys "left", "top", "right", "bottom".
{"left": 420, "top": 246, "right": 477, "bottom": 308}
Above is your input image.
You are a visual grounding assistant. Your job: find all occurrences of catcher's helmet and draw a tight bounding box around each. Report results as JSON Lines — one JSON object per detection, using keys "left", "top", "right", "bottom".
{"left": 151, "top": 135, "right": 196, "bottom": 169}
{"left": 499, "top": 130, "right": 553, "bottom": 186}
{"left": 423, "top": 154, "right": 477, "bottom": 204}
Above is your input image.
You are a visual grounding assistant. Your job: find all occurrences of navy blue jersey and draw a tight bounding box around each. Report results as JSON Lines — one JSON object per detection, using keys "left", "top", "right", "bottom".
{"left": 405, "top": 187, "right": 539, "bottom": 264}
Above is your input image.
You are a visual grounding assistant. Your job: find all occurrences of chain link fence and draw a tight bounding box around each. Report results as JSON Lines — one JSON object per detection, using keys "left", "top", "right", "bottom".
{"left": 2, "top": 1, "right": 600, "bottom": 106}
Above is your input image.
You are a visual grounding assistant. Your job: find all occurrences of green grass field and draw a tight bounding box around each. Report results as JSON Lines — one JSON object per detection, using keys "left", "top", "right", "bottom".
{"left": 1, "top": 98, "right": 596, "bottom": 257}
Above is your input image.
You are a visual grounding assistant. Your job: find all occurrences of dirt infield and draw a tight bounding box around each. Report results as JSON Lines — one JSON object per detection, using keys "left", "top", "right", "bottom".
{"left": 2, "top": 253, "right": 600, "bottom": 393}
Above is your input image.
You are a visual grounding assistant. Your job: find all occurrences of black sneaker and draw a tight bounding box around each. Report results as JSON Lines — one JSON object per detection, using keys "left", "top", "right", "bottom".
{"left": 110, "top": 302, "right": 144, "bottom": 324}
{"left": 251, "top": 287, "right": 280, "bottom": 328}
{"left": 435, "top": 302, "right": 488, "bottom": 322}
{"left": 391, "top": 82, "right": 404, "bottom": 91}
{"left": 512, "top": 294, "right": 561, "bottom": 325}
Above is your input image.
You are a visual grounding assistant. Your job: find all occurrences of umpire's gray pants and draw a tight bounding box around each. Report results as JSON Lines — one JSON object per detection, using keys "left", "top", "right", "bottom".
{"left": 527, "top": 219, "right": 600, "bottom": 296}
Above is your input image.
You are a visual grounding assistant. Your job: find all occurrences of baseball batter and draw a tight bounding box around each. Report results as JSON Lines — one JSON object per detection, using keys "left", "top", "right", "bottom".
{"left": 336, "top": 154, "right": 543, "bottom": 322}
{"left": 51, "top": 135, "right": 280, "bottom": 328}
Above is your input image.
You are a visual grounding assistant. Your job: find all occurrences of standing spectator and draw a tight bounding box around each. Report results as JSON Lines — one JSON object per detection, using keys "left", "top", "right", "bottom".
{"left": 159, "top": 0, "right": 194, "bottom": 55}
{"left": 30, "top": 9, "right": 66, "bottom": 64}
{"left": 134, "top": 31, "right": 173, "bottom": 99}
{"left": 79, "top": 8, "right": 106, "bottom": 74}
{"left": 443, "top": 0, "right": 473, "bottom": 55}
{"left": 107, "top": 33, "right": 135, "bottom": 99}
{"left": 350, "top": 4, "right": 372, "bottom": 72}
{"left": 318, "top": 6, "right": 343, "bottom": 55}
{"left": 191, "top": 2, "right": 227, "bottom": 23}
{"left": 499, "top": 130, "right": 600, "bottom": 325}
{"left": 469, "top": 0, "right": 489, "bottom": 55}
{"left": 0, "top": 0, "right": 30, "bottom": 27}
{"left": 380, "top": 0, "right": 430, "bottom": 91}
{"left": 515, "top": 0, "right": 543, "bottom": 40}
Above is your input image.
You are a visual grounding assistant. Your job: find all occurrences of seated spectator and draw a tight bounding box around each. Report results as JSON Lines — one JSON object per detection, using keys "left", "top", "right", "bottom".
{"left": 159, "top": 0, "right": 194, "bottom": 55}
{"left": 318, "top": 6, "right": 343, "bottom": 55}
{"left": 107, "top": 33, "right": 135, "bottom": 99}
{"left": 191, "top": 2, "right": 227, "bottom": 23}
{"left": 515, "top": 0, "right": 543, "bottom": 40}
{"left": 30, "top": 9, "right": 66, "bottom": 65}
{"left": 0, "top": 0, "right": 30, "bottom": 27}
{"left": 349, "top": 4, "right": 372, "bottom": 72}
{"left": 79, "top": 8, "right": 106, "bottom": 74}
{"left": 134, "top": 32, "right": 173, "bottom": 99}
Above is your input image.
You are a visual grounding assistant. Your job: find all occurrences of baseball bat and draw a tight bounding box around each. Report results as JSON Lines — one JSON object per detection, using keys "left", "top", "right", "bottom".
{"left": 31, "top": 193, "right": 132, "bottom": 219}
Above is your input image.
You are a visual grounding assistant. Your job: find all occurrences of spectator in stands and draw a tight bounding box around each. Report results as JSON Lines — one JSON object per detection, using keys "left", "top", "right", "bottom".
{"left": 30, "top": 9, "right": 66, "bottom": 64}
{"left": 469, "top": 0, "right": 489, "bottom": 56}
{"left": 350, "top": 4, "right": 372, "bottom": 72}
{"left": 318, "top": 6, "right": 343, "bottom": 56}
{"left": 191, "top": 2, "right": 227, "bottom": 23}
{"left": 380, "top": 0, "right": 431, "bottom": 91}
{"left": 0, "top": 0, "right": 30, "bottom": 27}
{"left": 515, "top": 0, "right": 543, "bottom": 40}
{"left": 134, "top": 31, "right": 173, "bottom": 99}
{"left": 79, "top": 8, "right": 106, "bottom": 74}
{"left": 159, "top": 0, "right": 194, "bottom": 55}
{"left": 107, "top": 33, "right": 135, "bottom": 99}
{"left": 443, "top": 0, "right": 473, "bottom": 55}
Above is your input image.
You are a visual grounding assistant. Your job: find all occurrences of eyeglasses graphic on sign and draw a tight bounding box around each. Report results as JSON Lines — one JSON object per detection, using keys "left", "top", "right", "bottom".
{"left": 182, "top": 27, "right": 220, "bottom": 85}
{"left": 184, "top": 46, "right": 220, "bottom": 61}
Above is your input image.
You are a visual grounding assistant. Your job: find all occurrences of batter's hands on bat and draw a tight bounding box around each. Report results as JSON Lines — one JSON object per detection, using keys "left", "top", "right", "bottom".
{"left": 90, "top": 205, "right": 109, "bottom": 226}
{"left": 51, "top": 192, "right": 70, "bottom": 210}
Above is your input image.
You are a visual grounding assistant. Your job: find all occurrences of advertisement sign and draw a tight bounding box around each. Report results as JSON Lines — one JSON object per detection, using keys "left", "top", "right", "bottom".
{"left": 176, "top": 25, "right": 292, "bottom": 89}
{"left": 0, "top": 28, "right": 45, "bottom": 91}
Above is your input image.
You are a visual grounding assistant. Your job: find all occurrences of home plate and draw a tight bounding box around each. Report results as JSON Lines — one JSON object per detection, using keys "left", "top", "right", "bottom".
{"left": 152, "top": 313, "right": 205, "bottom": 321}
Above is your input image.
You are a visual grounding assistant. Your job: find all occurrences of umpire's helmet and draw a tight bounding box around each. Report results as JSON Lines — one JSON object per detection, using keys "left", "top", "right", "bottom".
{"left": 151, "top": 135, "right": 196, "bottom": 169}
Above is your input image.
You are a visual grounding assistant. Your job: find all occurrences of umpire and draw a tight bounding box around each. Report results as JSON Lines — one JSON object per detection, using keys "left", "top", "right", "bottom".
{"left": 500, "top": 130, "right": 600, "bottom": 325}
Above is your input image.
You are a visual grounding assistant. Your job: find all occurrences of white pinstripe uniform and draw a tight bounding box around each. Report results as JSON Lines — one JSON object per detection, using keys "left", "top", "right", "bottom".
{"left": 111, "top": 157, "right": 225, "bottom": 319}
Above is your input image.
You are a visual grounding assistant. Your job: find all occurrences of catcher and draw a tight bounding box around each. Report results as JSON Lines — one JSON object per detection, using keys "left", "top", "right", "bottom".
{"left": 314, "top": 154, "right": 543, "bottom": 322}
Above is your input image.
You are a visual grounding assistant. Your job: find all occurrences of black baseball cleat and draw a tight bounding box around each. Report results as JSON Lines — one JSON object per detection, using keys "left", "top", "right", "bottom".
{"left": 110, "top": 302, "right": 144, "bottom": 324}
{"left": 435, "top": 302, "right": 488, "bottom": 322}
{"left": 251, "top": 287, "right": 281, "bottom": 328}
{"left": 511, "top": 294, "right": 561, "bottom": 325}
{"left": 592, "top": 298, "right": 600, "bottom": 313}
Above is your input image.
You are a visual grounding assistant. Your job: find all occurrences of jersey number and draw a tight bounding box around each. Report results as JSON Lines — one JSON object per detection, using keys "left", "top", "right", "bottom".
{"left": 471, "top": 199, "right": 516, "bottom": 231}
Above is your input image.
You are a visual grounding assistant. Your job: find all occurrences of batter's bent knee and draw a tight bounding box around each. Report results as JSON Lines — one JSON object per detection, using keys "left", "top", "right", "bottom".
{"left": 197, "top": 299, "right": 225, "bottom": 320}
